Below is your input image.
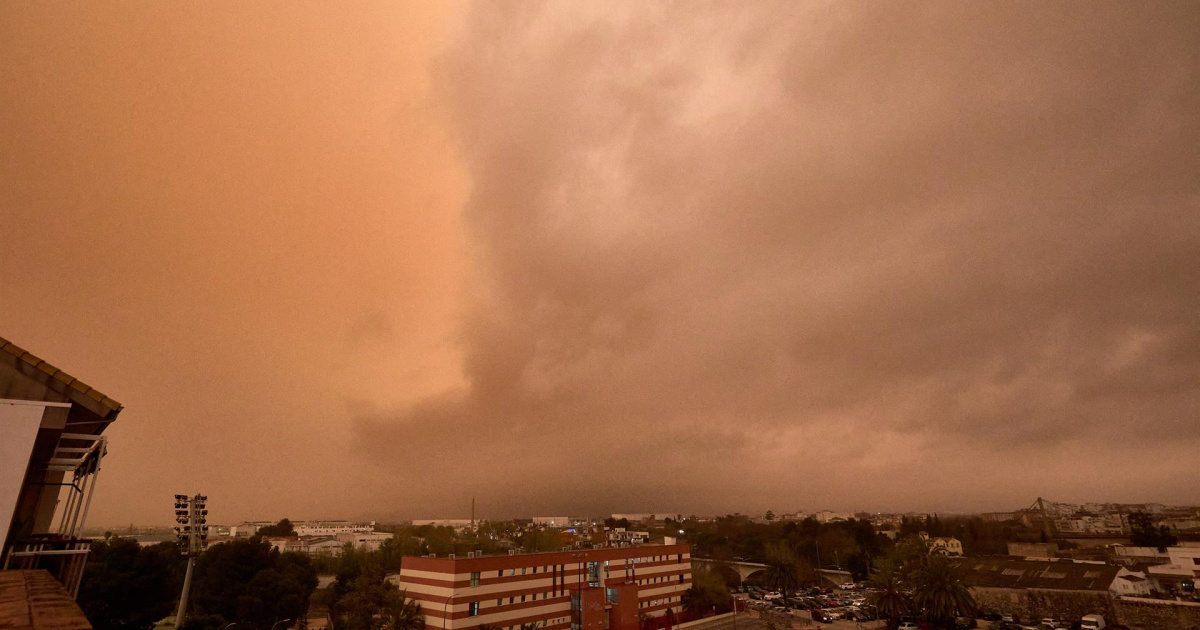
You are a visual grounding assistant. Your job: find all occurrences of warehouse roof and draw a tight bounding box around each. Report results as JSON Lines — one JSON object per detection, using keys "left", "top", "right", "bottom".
{"left": 955, "top": 558, "right": 1119, "bottom": 592}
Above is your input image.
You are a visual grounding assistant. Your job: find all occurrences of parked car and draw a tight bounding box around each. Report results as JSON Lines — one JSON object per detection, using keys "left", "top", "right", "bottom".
{"left": 898, "top": 623, "right": 919, "bottom": 630}
{"left": 955, "top": 617, "right": 978, "bottom": 629}
{"left": 1080, "top": 615, "right": 1106, "bottom": 629}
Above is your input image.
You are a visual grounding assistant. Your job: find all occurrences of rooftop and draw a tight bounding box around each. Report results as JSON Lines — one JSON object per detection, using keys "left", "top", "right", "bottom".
{"left": 954, "top": 558, "right": 1119, "bottom": 592}
{"left": 0, "top": 335, "right": 122, "bottom": 425}
{"left": 0, "top": 570, "right": 92, "bottom": 630}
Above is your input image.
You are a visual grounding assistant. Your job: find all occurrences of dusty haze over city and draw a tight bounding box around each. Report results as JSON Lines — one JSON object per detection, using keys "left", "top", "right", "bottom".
{"left": 2, "top": 2, "right": 1197, "bottom": 526}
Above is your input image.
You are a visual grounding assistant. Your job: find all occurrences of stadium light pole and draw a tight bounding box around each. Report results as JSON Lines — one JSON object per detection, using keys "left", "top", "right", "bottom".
{"left": 174, "top": 493, "right": 208, "bottom": 628}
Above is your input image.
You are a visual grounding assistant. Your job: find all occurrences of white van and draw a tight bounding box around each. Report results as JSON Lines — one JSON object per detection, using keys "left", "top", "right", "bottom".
{"left": 1080, "top": 614, "right": 1106, "bottom": 629}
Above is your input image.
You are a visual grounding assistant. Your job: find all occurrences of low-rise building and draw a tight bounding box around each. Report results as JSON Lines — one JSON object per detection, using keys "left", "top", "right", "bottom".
{"left": 295, "top": 521, "right": 376, "bottom": 536}
{"left": 920, "top": 532, "right": 963, "bottom": 556}
{"left": 1144, "top": 545, "right": 1200, "bottom": 594}
{"left": 337, "top": 531, "right": 394, "bottom": 552}
{"left": 606, "top": 528, "right": 649, "bottom": 546}
{"left": 812, "top": 511, "right": 854, "bottom": 523}
{"left": 396, "top": 543, "right": 692, "bottom": 630}
{"left": 955, "top": 558, "right": 1120, "bottom": 622}
{"left": 1110, "top": 568, "right": 1153, "bottom": 597}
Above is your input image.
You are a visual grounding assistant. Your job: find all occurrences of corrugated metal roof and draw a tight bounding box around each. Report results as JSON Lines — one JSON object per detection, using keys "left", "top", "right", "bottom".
{"left": 0, "top": 335, "right": 122, "bottom": 416}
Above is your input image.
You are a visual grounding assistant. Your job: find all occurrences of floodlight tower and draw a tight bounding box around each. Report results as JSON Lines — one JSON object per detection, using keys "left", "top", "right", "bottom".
{"left": 174, "top": 493, "right": 209, "bottom": 627}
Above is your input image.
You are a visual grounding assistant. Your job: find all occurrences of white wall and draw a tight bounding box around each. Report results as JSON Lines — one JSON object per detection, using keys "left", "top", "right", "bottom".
{"left": 0, "top": 400, "right": 55, "bottom": 548}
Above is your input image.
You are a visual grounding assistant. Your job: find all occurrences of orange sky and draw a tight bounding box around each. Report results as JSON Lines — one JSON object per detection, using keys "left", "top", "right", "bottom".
{"left": 2, "top": 2, "right": 1197, "bottom": 526}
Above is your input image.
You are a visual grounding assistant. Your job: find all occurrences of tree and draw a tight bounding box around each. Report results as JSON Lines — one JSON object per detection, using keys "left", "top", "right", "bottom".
{"left": 866, "top": 560, "right": 911, "bottom": 630}
{"left": 682, "top": 566, "right": 732, "bottom": 615}
{"left": 190, "top": 537, "right": 317, "bottom": 627}
{"left": 765, "top": 510, "right": 775, "bottom": 522}
{"left": 257, "top": 518, "right": 297, "bottom": 538}
{"left": 1129, "top": 511, "right": 1177, "bottom": 551}
{"left": 910, "top": 555, "right": 976, "bottom": 629}
{"left": 380, "top": 590, "right": 425, "bottom": 630}
{"left": 78, "top": 538, "right": 186, "bottom": 630}
{"left": 762, "top": 542, "right": 800, "bottom": 597}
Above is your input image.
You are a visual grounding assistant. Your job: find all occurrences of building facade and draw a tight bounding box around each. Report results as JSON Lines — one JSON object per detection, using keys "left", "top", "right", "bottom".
{"left": 397, "top": 543, "right": 692, "bottom": 630}
{"left": 1, "top": 335, "right": 122, "bottom": 599}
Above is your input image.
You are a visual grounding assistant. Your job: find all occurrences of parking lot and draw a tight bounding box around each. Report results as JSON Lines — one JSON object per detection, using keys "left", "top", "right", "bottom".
{"left": 685, "top": 611, "right": 887, "bottom": 630}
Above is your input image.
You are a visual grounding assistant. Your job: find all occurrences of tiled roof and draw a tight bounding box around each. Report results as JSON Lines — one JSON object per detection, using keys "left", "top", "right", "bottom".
{"left": 0, "top": 335, "right": 122, "bottom": 417}
{"left": 0, "top": 570, "right": 92, "bottom": 630}
{"left": 955, "top": 558, "right": 1119, "bottom": 592}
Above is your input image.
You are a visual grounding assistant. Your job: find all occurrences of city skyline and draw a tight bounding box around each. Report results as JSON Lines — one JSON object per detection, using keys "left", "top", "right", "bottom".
{"left": 3, "top": 1, "right": 1198, "bottom": 528}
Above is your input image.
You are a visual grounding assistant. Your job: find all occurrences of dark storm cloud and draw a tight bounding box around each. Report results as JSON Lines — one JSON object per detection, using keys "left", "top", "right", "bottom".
{"left": 353, "top": 1, "right": 1200, "bottom": 517}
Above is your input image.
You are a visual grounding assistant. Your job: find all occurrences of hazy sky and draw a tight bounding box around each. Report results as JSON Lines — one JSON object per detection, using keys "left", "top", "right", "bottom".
{"left": 2, "top": 2, "right": 1197, "bottom": 527}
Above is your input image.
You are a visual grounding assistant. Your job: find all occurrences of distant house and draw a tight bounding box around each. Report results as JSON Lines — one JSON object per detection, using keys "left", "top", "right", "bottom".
{"left": 920, "top": 532, "right": 963, "bottom": 556}
{"left": 1110, "top": 568, "right": 1152, "bottom": 597}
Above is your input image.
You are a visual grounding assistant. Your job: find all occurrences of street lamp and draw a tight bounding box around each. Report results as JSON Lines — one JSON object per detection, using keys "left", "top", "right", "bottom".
{"left": 270, "top": 619, "right": 292, "bottom": 630}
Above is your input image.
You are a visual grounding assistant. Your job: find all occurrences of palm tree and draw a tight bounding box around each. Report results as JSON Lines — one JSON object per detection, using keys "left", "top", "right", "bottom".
{"left": 866, "top": 560, "right": 912, "bottom": 630}
{"left": 762, "top": 542, "right": 800, "bottom": 598}
{"left": 910, "top": 555, "right": 976, "bottom": 629}
{"left": 519, "top": 623, "right": 542, "bottom": 630}
{"left": 383, "top": 591, "right": 426, "bottom": 630}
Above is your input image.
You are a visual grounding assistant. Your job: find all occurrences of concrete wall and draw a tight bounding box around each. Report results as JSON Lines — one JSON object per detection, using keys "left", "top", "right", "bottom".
{"left": 973, "top": 587, "right": 1200, "bottom": 630}
{"left": 971, "top": 587, "right": 1115, "bottom": 624}
{"left": 1113, "top": 597, "right": 1200, "bottom": 630}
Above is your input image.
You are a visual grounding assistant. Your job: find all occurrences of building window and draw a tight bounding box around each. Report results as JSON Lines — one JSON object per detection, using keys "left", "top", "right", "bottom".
{"left": 521, "top": 595, "right": 526, "bottom": 602}
{"left": 497, "top": 599, "right": 503, "bottom": 606}
{"left": 678, "top": 574, "right": 684, "bottom": 584}
{"left": 471, "top": 572, "right": 481, "bottom": 587}
{"left": 498, "top": 570, "right": 503, "bottom": 578}
{"left": 468, "top": 602, "right": 479, "bottom": 617}
{"left": 522, "top": 567, "right": 527, "bottom": 575}
{"left": 509, "top": 597, "right": 514, "bottom": 604}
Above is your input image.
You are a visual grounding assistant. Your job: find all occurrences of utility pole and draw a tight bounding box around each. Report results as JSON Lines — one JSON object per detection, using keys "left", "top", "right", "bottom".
{"left": 174, "top": 493, "right": 208, "bottom": 628}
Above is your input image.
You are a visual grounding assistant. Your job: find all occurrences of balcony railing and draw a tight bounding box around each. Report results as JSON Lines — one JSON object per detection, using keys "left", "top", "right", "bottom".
{"left": 2, "top": 536, "right": 92, "bottom": 598}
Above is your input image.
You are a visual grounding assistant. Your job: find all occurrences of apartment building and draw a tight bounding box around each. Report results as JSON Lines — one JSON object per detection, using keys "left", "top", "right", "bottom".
{"left": 397, "top": 543, "right": 692, "bottom": 630}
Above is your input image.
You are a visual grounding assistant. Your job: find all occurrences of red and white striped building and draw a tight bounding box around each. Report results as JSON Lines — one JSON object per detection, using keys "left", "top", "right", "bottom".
{"left": 397, "top": 543, "right": 692, "bottom": 630}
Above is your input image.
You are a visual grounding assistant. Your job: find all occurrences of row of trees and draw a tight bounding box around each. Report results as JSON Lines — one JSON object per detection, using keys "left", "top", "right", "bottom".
{"left": 687, "top": 515, "right": 890, "bottom": 581}
{"left": 79, "top": 527, "right": 318, "bottom": 630}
